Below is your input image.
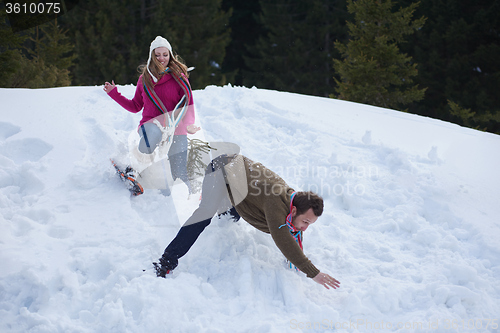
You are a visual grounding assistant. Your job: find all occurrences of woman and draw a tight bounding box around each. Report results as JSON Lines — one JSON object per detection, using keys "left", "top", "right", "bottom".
{"left": 104, "top": 36, "right": 200, "bottom": 194}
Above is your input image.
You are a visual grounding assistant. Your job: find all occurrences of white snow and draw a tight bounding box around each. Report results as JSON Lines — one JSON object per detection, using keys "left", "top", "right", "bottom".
{"left": 1, "top": 84, "right": 499, "bottom": 333}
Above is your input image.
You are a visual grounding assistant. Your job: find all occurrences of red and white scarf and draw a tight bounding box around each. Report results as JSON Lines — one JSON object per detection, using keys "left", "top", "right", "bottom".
{"left": 279, "top": 191, "right": 303, "bottom": 250}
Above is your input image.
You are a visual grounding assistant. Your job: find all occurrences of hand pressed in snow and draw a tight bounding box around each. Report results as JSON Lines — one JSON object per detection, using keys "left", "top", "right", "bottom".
{"left": 312, "top": 272, "right": 340, "bottom": 290}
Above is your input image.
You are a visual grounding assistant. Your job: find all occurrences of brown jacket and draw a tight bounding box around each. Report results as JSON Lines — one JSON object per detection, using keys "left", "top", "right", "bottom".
{"left": 223, "top": 155, "right": 320, "bottom": 278}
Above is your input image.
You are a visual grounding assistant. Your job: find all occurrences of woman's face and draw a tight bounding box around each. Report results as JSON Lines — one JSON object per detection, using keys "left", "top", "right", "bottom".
{"left": 154, "top": 47, "right": 170, "bottom": 67}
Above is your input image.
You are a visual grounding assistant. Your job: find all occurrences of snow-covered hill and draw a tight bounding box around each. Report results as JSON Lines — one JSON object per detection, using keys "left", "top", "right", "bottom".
{"left": 1, "top": 85, "right": 499, "bottom": 332}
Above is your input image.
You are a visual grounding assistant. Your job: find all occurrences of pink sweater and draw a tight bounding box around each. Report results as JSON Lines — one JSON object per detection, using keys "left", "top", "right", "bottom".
{"left": 108, "top": 74, "right": 195, "bottom": 135}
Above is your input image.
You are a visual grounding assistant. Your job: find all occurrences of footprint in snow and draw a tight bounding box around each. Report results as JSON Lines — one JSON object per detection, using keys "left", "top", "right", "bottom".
{"left": 0, "top": 138, "right": 53, "bottom": 164}
{"left": 0, "top": 121, "right": 21, "bottom": 141}
{"left": 47, "top": 226, "right": 73, "bottom": 239}
{"left": 0, "top": 121, "right": 53, "bottom": 164}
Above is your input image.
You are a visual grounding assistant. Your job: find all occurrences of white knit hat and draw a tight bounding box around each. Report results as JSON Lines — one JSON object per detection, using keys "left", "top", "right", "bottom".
{"left": 147, "top": 36, "right": 173, "bottom": 82}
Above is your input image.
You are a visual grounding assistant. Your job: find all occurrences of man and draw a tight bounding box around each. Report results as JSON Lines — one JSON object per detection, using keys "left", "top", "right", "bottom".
{"left": 154, "top": 154, "right": 340, "bottom": 290}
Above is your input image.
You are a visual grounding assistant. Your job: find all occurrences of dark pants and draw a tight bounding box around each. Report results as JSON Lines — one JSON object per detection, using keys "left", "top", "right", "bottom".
{"left": 159, "top": 155, "right": 240, "bottom": 271}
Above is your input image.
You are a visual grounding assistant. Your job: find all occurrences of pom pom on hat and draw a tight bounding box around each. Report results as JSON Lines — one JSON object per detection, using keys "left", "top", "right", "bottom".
{"left": 147, "top": 36, "right": 173, "bottom": 82}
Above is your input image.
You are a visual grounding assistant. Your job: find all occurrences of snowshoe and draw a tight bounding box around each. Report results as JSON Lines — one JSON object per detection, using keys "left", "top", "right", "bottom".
{"left": 110, "top": 159, "right": 144, "bottom": 196}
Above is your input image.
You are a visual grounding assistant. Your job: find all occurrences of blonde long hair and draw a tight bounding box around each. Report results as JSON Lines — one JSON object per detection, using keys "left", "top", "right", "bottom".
{"left": 139, "top": 49, "right": 189, "bottom": 92}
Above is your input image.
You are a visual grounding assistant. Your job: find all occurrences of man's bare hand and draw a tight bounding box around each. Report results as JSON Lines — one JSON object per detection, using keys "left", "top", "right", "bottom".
{"left": 312, "top": 272, "right": 340, "bottom": 290}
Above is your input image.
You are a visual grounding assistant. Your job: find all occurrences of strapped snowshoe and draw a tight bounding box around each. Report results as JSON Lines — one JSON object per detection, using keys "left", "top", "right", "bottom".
{"left": 111, "top": 159, "right": 144, "bottom": 196}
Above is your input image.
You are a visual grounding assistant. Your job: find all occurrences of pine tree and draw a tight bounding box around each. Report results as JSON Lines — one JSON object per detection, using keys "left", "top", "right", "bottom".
{"left": 332, "top": 0, "right": 426, "bottom": 110}
{"left": 1, "top": 12, "right": 75, "bottom": 88}
{"left": 29, "top": 20, "right": 76, "bottom": 71}
{"left": 0, "top": 9, "right": 27, "bottom": 85}
{"left": 448, "top": 99, "right": 500, "bottom": 133}
{"left": 7, "top": 56, "right": 71, "bottom": 88}
{"left": 302, "top": 0, "right": 348, "bottom": 96}
{"left": 220, "top": 0, "right": 262, "bottom": 86}
{"left": 448, "top": 100, "right": 476, "bottom": 128}
{"left": 243, "top": 0, "right": 308, "bottom": 92}
{"left": 154, "top": 0, "right": 231, "bottom": 90}
{"left": 61, "top": 0, "right": 231, "bottom": 89}
{"left": 399, "top": 0, "right": 500, "bottom": 134}
{"left": 60, "top": 0, "right": 144, "bottom": 85}
{"left": 243, "top": 0, "right": 347, "bottom": 97}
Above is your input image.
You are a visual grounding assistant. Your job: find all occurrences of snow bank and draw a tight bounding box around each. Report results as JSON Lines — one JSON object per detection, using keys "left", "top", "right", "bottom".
{"left": 0, "top": 85, "right": 499, "bottom": 332}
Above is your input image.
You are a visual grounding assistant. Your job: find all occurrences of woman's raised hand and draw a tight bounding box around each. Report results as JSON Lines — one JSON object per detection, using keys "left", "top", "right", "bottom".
{"left": 103, "top": 80, "right": 116, "bottom": 94}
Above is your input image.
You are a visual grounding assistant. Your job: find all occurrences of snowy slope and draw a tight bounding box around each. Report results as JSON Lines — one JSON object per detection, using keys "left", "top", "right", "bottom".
{"left": 0, "top": 85, "right": 499, "bottom": 333}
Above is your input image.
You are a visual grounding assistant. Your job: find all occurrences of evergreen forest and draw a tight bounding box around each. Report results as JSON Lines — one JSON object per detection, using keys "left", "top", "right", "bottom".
{"left": 1, "top": 0, "right": 499, "bottom": 134}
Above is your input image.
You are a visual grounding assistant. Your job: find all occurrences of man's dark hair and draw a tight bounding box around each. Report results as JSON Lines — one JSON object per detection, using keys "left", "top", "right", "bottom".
{"left": 293, "top": 191, "right": 323, "bottom": 216}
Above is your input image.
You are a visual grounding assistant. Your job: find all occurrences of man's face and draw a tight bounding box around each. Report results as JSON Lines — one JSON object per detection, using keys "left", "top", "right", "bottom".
{"left": 291, "top": 207, "right": 318, "bottom": 232}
